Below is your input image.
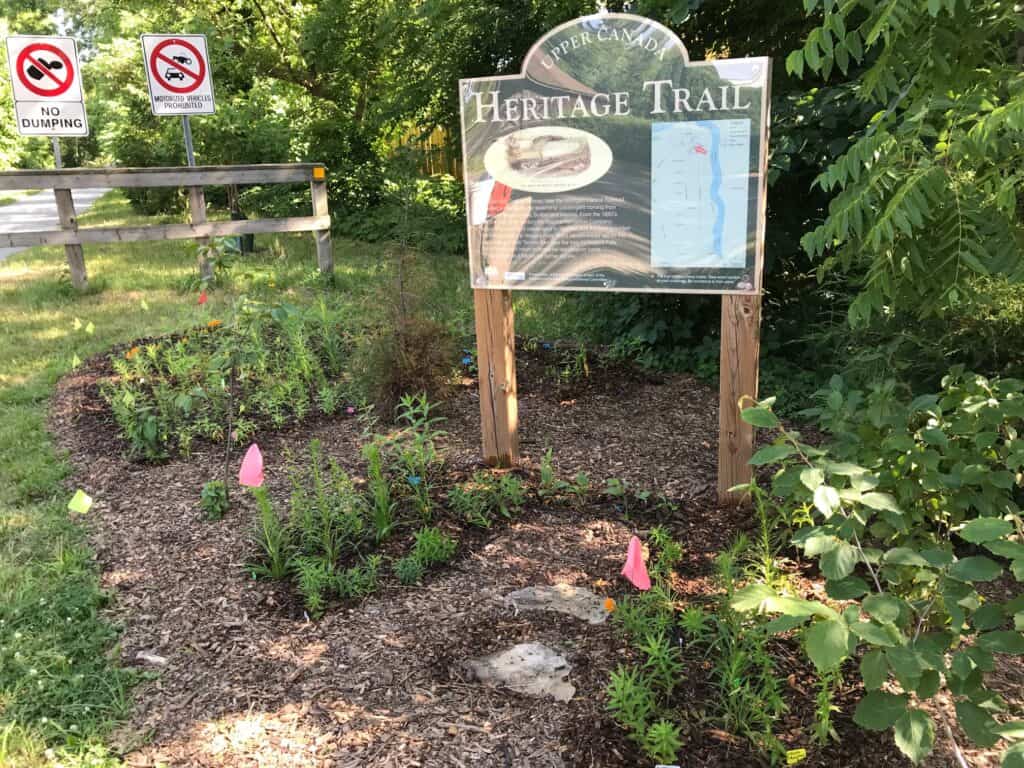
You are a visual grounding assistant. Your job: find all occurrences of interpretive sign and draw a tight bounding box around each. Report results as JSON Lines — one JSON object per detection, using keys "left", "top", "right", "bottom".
{"left": 5, "top": 36, "right": 88, "bottom": 136}
{"left": 459, "top": 13, "right": 769, "bottom": 294}
{"left": 141, "top": 34, "right": 215, "bottom": 115}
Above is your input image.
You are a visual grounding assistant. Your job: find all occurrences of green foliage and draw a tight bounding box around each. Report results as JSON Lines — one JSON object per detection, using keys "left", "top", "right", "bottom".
{"left": 642, "top": 718, "right": 684, "bottom": 766}
{"left": 449, "top": 471, "right": 526, "bottom": 528}
{"left": 734, "top": 370, "right": 1024, "bottom": 763}
{"left": 790, "top": 0, "right": 1024, "bottom": 322}
{"left": 410, "top": 526, "right": 457, "bottom": 567}
{"left": 361, "top": 438, "right": 397, "bottom": 542}
{"left": 394, "top": 555, "right": 425, "bottom": 586}
{"left": 200, "top": 479, "right": 229, "bottom": 520}
{"left": 387, "top": 394, "right": 447, "bottom": 519}
{"left": 102, "top": 297, "right": 348, "bottom": 460}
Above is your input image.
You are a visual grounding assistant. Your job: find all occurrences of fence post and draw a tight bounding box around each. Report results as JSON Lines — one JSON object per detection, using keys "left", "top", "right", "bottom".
{"left": 717, "top": 292, "right": 762, "bottom": 505}
{"left": 473, "top": 288, "right": 519, "bottom": 467}
{"left": 54, "top": 188, "right": 87, "bottom": 290}
{"left": 187, "top": 185, "right": 212, "bottom": 281}
{"left": 310, "top": 167, "right": 333, "bottom": 273}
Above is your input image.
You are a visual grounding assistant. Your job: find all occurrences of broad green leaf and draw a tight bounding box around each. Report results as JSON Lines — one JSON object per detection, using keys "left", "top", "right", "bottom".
{"left": 861, "top": 648, "right": 888, "bottom": 689}
{"left": 821, "top": 541, "right": 857, "bottom": 579}
{"left": 850, "top": 620, "right": 898, "bottom": 646}
{"left": 749, "top": 443, "right": 796, "bottom": 466}
{"left": 959, "top": 518, "right": 1013, "bottom": 544}
{"left": 949, "top": 556, "right": 1003, "bottom": 582}
{"left": 785, "top": 49, "right": 804, "bottom": 78}
{"left": 916, "top": 669, "right": 941, "bottom": 699}
{"left": 765, "top": 614, "right": 809, "bottom": 634}
{"left": 1003, "top": 742, "right": 1024, "bottom": 768}
{"left": 800, "top": 467, "right": 825, "bottom": 491}
{"left": 993, "top": 721, "right": 1024, "bottom": 740}
{"left": 894, "top": 709, "right": 935, "bottom": 764}
{"left": 977, "top": 631, "right": 1024, "bottom": 655}
{"left": 956, "top": 700, "right": 1000, "bottom": 748}
{"left": 730, "top": 583, "right": 777, "bottom": 612}
{"left": 741, "top": 407, "right": 778, "bottom": 428}
{"left": 884, "top": 548, "right": 929, "bottom": 567}
{"left": 826, "top": 575, "right": 869, "bottom": 599}
{"left": 986, "top": 541, "right": 1024, "bottom": 560}
{"left": 854, "top": 691, "right": 908, "bottom": 731}
{"left": 814, "top": 484, "right": 841, "bottom": 516}
{"left": 864, "top": 593, "right": 902, "bottom": 623}
{"left": 805, "top": 618, "right": 850, "bottom": 671}
{"left": 860, "top": 492, "right": 902, "bottom": 514}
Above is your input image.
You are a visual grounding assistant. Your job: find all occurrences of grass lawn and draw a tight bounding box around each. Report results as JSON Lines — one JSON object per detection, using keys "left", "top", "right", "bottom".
{"left": 0, "top": 190, "right": 576, "bottom": 766}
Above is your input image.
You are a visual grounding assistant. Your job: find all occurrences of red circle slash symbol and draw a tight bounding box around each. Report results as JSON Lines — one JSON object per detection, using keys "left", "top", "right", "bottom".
{"left": 149, "top": 38, "right": 206, "bottom": 94}
{"left": 16, "top": 43, "right": 74, "bottom": 98}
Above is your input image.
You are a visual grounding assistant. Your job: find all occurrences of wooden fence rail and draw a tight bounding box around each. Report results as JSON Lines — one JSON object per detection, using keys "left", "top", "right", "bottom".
{"left": 0, "top": 163, "right": 332, "bottom": 289}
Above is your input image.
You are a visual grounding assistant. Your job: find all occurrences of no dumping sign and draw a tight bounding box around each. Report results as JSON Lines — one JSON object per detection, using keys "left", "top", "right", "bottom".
{"left": 141, "top": 34, "right": 215, "bottom": 115}
{"left": 5, "top": 36, "right": 88, "bottom": 136}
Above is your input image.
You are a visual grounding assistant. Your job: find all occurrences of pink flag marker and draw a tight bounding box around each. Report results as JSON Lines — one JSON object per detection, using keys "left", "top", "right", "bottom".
{"left": 621, "top": 535, "right": 651, "bottom": 591}
{"left": 198, "top": 290, "right": 208, "bottom": 305}
{"left": 238, "top": 443, "right": 264, "bottom": 487}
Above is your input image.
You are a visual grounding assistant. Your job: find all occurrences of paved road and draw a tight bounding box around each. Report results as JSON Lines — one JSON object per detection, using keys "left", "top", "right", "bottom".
{"left": 0, "top": 187, "right": 109, "bottom": 263}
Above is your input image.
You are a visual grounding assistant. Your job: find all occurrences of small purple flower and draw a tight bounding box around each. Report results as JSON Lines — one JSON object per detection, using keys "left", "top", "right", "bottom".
{"left": 407, "top": 475, "right": 422, "bottom": 487}
{"left": 345, "top": 405, "right": 356, "bottom": 415}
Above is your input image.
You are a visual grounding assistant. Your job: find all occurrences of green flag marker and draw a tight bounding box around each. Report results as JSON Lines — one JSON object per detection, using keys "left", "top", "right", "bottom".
{"left": 67, "top": 489, "right": 93, "bottom": 514}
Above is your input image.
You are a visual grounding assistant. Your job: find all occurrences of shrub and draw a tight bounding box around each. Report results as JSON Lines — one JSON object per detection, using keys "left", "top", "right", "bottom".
{"left": 394, "top": 555, "right": 424, "bottom": 586}
{"left": 734, "top": 369, "right": 1024, "bottom": 764}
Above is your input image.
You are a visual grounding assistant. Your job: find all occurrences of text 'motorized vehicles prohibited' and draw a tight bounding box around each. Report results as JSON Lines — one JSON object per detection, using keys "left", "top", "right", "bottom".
{"left": 141, "top": 34, "right": 215, "bottom": 116}
{"left": 4, "top": 35, "right": 88, "bottom": 136}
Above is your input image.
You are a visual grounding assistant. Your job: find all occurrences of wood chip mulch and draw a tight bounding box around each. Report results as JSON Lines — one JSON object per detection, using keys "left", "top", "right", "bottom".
{"left": 47, "top": 347, "right": 1019, "bottom": 767}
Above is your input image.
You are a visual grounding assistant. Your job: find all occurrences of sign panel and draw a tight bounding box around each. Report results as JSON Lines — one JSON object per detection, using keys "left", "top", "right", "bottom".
{"left": 141, "top": 34, "right": 215, "bottom": 115}
{"left": 459, "top": 14, "right": 770, "bottom": 294}
{"left": 5, "top": 36, "right": 88, "bottom": 136}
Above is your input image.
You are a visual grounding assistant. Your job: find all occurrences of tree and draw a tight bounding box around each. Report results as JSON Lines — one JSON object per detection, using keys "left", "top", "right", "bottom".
{"left": 790, "top": 0, "right": 1024, "bottom": 324}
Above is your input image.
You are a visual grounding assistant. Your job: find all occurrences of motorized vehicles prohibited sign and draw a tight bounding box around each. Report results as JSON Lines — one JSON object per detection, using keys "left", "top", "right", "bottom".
{"left": 141, "top": 34, "right": 215, "bottom": 115}
{"left": 5, "top": 35, "right": 88, "bottom": 136}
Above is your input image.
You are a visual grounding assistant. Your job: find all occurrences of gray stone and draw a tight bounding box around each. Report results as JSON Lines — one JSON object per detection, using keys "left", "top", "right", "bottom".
{"left": 504, "top": 583, "right": 608, "bottom": 624}
{"left": 464, "top": 642, "right": 575, "bottom": 701}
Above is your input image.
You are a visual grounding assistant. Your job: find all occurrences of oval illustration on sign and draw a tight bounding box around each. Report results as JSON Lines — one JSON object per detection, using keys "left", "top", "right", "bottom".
{"left": 484, "top": 126, "right": 613, "bottom": 194}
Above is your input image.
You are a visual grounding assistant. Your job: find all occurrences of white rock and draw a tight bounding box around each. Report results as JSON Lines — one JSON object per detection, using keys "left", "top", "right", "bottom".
{"left": 504, "top": 583, "right": 608, "bottom": 624}
{"left": 135, "top": 651, "right": 168, "bottom": 666}
{"left": 464, "top": 642, "right": 575, "bottom": 702}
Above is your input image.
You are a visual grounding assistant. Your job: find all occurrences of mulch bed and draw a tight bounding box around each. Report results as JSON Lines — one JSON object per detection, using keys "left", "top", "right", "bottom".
{"left": 48, "top": 344, "right": 1017, "bottom": 767}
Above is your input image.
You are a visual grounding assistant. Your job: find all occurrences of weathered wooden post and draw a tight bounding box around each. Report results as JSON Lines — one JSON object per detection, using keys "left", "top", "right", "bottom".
{"left": 310, "top": 165, "right": 333, "bottom": 273}
{"left": 54, "top": 187, "right": 87, "bottom": 290}
{"left": 717, "top": 293, "right": 763, "bottom": 504}
{"left": 473, "top": 288, "right": 519, "bottom": 466}
{"left": 187, "top": 184, "right": 212, "bottom": 281}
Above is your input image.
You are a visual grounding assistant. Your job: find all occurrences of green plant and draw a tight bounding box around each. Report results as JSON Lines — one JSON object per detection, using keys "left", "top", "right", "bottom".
{"left": 642, "top": 719, "right": 684, "bottom": 766}
{"left": 249, "top": 487, "right": 293, "bottom": 581}
{"left": 362, "top": 438, "right": 397, "bottom": 541}
{"left": 734, "top": 370, "right": 1024, "bottom": 764}
{"left": 637, "top": 631, "right": 684, "bottom": 700}
{"left": 295, "top": 556, "right": 332, "bottom": 618}
{"left": 539, "top": 447, "right": 558, "bottom": 497}
{"left": 336, "top": 555, "right": 382, "bottom": 599}
{"left": 411, "top": 525, "right": 457, "bottom": 567}
{"left": 390, "top": 393, "right": 446, "bottom": 519}
{"left": 606, "top": 664, "right": 656, "bottom": 744}
{"left": 789, "top": 0, "right": 1024, "bottom": 322}
{"left": 394, "top": 555, "right": 425, "bottom": 586}
{"left": 200, "top": 479, "right": 229, "bottom": 520}
{"left": 449, "top": 470, "right": 525, "bottom": 528}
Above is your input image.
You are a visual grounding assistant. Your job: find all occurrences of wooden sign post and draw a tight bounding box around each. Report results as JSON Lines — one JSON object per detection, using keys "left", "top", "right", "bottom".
{"left": 462, "top": 14, "right": 769, "bottom": 504}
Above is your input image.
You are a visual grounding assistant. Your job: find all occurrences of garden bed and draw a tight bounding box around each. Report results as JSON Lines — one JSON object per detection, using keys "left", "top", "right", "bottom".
{"left": 49, "top": 344, "right": 1018, "bottom": 767}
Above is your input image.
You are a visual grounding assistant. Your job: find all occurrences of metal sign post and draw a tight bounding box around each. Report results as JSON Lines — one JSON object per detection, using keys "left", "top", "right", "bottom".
{"left": 182, "top": 115, "right": 195, "bottom": 166}
{"left": 51, "top": 137, "right": 62, "bottom": 169}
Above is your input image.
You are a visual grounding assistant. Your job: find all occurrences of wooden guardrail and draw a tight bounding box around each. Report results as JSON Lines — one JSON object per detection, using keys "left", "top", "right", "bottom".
{"left": 0, "top": 163, "right": 332, "bottom": 290}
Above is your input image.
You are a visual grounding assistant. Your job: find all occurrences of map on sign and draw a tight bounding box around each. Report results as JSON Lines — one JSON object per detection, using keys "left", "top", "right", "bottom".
{"left": 650, "top": 120, "right": 751, "bottom": 271}
{"left": 459, "top": 13, "right": 770, "bottom": 295}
